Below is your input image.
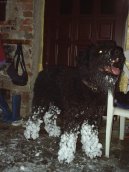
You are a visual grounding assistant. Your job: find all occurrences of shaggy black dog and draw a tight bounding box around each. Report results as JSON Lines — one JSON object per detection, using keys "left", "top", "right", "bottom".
{"left": 33, "top": 41, "right": 125, "bottom": 132}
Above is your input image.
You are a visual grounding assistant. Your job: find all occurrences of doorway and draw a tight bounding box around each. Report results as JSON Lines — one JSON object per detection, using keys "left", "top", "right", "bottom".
{"left": 43, "top": 0, "right": 128, "bottom": 67}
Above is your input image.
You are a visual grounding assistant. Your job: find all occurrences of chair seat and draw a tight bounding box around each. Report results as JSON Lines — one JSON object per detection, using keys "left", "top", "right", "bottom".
{"left": 114, "top": 107, "right": 129, "bottom": 118}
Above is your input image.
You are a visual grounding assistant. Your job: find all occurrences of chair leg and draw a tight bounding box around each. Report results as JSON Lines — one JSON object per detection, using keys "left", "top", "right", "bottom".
{"left": 119, "top": 116, "right": 125, "bottom": 140}
{"left": 105, "top": 114, "right": 114, "bottom": 158}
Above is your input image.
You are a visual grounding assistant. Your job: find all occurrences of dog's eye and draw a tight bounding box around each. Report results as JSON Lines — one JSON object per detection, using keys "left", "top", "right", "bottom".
{"left": 99, "top": 50, "right": 102, "bottom": 54}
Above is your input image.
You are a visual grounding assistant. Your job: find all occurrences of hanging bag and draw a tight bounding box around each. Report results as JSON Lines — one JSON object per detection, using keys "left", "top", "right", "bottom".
{"left": 7, "top": 44, "right": 28, "bottom": 86}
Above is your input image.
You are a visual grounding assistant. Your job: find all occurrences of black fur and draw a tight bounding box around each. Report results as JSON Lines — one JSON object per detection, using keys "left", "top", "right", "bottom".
{"left": 33, "top": 41, "right": 125, "bottom": 131}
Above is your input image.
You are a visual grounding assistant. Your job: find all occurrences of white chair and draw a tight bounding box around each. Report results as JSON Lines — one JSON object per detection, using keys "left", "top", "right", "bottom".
{"left": 105, "top": 89, "right": 129, "bottom": 157}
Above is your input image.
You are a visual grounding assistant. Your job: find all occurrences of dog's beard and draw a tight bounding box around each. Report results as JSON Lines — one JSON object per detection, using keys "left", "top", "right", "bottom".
{"left": 95, "top": 72, "right": 118, "bottom": 91}
{"left": 82, "top": 70, "right": 119, "bottom": 94}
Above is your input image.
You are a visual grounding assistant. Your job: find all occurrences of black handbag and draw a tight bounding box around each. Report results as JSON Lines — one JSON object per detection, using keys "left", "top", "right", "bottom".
{"left": 7, "top": 44, "right": 28, "bottom": 86}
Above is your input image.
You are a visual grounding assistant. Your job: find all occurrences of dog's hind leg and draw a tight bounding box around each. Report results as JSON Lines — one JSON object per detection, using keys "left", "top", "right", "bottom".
{"left": 43, "top": 103, "right": 61, "bottom": 137}
{"left": 24, "top": 104, "right": 48, "bottom": 140}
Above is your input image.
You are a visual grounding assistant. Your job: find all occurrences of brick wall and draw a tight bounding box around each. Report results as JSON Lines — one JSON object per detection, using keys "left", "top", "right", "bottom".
{"left": 0, "top": 0, "right": 34, "bottom": 118}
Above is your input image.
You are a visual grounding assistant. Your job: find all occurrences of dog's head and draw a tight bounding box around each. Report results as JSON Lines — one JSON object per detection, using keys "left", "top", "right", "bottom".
{"left": 77, "top": 41, "right": 125, "bottom": 93}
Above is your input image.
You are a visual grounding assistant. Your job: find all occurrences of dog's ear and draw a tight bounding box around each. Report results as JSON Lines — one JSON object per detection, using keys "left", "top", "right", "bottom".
{"left": 76, "top": 44, "right": 94, "bottom": 67}
{"left": 114, "top": 46, "right": 123, "bottom": 54}
{"left": 115, "top": 46, "right": 125, "bottom": 67}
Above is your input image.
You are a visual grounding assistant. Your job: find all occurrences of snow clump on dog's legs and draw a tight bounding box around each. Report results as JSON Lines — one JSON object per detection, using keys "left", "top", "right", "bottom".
{"left": 58, "top": 127, "right": 79, "bottom": 163}
{"left": 24, "top": 106, "right": 44, "bottom": 140}
{"left": 81, "top": 121, "right": 102, "bottom": 159}
{"left": 43, "top": 104, "right": 61, "bottom": 137}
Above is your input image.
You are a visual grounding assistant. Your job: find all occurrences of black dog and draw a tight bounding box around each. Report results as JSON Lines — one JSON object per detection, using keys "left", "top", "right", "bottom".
{"left": 30, "top": 41, "right": 125, "bottom": 162}
{"left": 33, "top": 41, "right": 125, "bottom": 129}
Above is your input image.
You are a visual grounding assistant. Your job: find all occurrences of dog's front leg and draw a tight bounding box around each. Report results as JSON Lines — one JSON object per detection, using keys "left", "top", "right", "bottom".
{"left": 58, "top": 128, "right": 79, "bottom": 163}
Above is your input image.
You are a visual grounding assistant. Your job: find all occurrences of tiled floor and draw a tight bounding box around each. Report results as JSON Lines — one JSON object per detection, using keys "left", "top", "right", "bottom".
{"left": 0, "top": 119, "right": 129, "bottom": 172}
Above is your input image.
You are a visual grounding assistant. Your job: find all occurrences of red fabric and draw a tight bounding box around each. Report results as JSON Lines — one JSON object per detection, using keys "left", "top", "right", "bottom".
{"left": 0, "top": 41, "right": 5, "bottom": 62}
